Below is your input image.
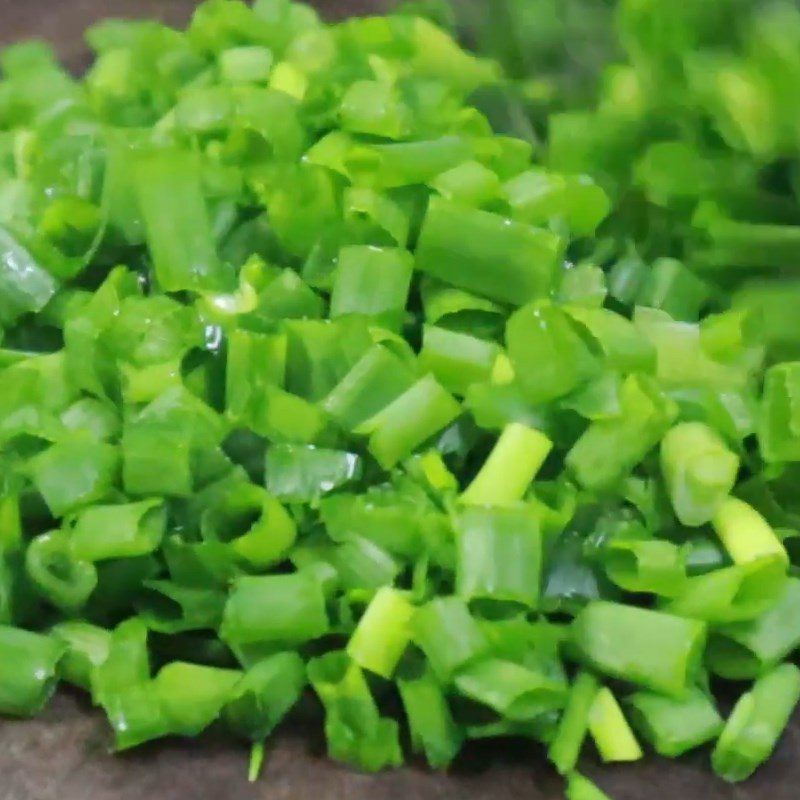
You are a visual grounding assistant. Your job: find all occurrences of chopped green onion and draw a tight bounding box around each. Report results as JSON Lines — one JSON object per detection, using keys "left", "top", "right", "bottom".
{"left": 566, "top": 772, "right": 614, "bottom": 800}
{"left": 460, "top": 423, "right": 552, "bottom": 506}
{"left": 411, "top": 596, "right": 488, "bottom": 683}
{"left": 455, "top": 505, "right": 542, "bottom": 608}
{"left": 330, "top": 246, "right": 413, "bottom": 331}
{"left": 712, "top": 497, "right": 788, "bottom": 566}
{"left": 0, "top": 626, "right": 64, "bottom": 717}
{"left": 416, "top": 197, "right": 563, "bottom": 305}
{"left": 712, "top": 663, "right": 800, "bottom": 782}
{"left": 588, "top": 687, "right": 643, "bottom": 763}
{"left": 627, "top": 687, "right": 724, "bottom": 758}
{"left": 707, "top": 578, "right": 800, "bottom": 679}
{"left": 548, "top": 670, "right": 600, "bottom": 775}
{"left": 571, "top": 602, "right": 707, "bottom": 697}
{"left": 660, "top": 422, "right": 740, "bottom": 526}
{"left": 418, "top": 325, "right": 501, "bottom": 397}
{"left": 135, "top": 148, "right": 230, "bottom": 293}
{"left": 454, "top": 657, "right": 568, "bottom": 721}
{"left": 221, "top": 573, "right": 329, "bottom": 646}
{"left": 397, "top": 662, "right": 463, "bottom": 768}
{"left": 155, "top": 661, "right": 241, "bottom": 736}
{"left": 346, "top": 587, "right": 414, "bottom": 679}
{"left": 356, "top": 375, "right": 460, "bottom": 469}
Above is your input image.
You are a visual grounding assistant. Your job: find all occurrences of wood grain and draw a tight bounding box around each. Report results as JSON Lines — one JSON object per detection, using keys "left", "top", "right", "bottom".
{"left": 0, "top": 2, "right": 798, "bottom": 798}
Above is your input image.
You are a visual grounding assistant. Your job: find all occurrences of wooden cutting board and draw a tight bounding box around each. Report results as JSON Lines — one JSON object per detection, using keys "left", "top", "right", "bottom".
{"left": 0, "top": 2, "right": 797, "bottom": 798}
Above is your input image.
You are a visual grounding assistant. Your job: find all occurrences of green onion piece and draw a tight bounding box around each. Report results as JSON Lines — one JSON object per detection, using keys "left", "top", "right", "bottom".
{"left": 548, "top": 670, "right": 600, "bottom": 775}
{"left": 90, "top": 618, "right": 150, "bottom": 708}
{"left": 712, "top": 663, "right": 800, "bottom": 783}
{"left": 0, "top": 494, "right": 22, "bottom": 552}
{"left": 0, "top": 626, "right": 64, "bottom": 717}
{"left": 347, "top": 587, "right": 414, "bottom": 679}
{"left": 27, "top": 436, "right": 118, "bottom": 516}
{"left": 25, "top": 532, "right": 98, "bottom": 613}
{"left": 633, "top": 307, "right": 747, "bottom": 390}
{"left": 506, "top": 302, "right": 598, "bottom": 405}
{"left": 121, "top": 393, "right": 205, "bottom": 498}
{"left": 627, "top": 687, "right": 724, "bottom": 757}
{"left": 320, "top": 486, "right": 435, "bottom": 560}
{"left": 411, "top": 596, "right": 488, "bottom": 683}
{"left": 269, "top": 60, "right": 307, "bottom": 98}
{"left": 321, "top": 344, "right": 416, "bottom": 431}
{"left": 695, "top": 210, "right": 800, "bottom": 270}
{"left": 201, "top": 482, "right": 297, "bottom": 570}
{"left": 154, "top": 661, "right": 242, "bottom": 736}
{"left": 405, "top": 449, "right": 459, "bottom": 496}
{"left": 67, "top": 499, "right": 166, "bottom": 562}
{"left": 421, "top": 278, "right": 504, "bottom": 327}
{"left": 415, "top": 197, "right": 562, "bottom": 305}
{"left": 356, "top": 374, "right": 460, "bottom": 469}
{"left": 455, "top": 505, "right": 542, "bottom": 608}
{"left": 265, "top": 444, "right": 361, "bottom": 503}
{"left": 329, "top": 537, "right": 401, "bottom": 592}
{"left": 224, "top": 652, "right": 306, "bottom": 741}
{"left": 254, "top": 385, "right": 330, "bottom": 444}
{"left": 566, "top": 374, "right": 677, "bottom": 491}
{"left": 343, "top": 187, "right": 410, "bottom": 247}
{"left": 410, "top": 16, "right": 499, "bottom": 90}
{"left": 307, "top": 650, "right": 402, "bottom": 772}
{"left": 712, "top": 497, "right": 788, "bottom": 566}
{"left": 663, "top": 557, "right": 787, "bottom": 624}
{"left": 225, "top": 329, "right": 287, "bottom": 428}
{"left": 220, "top": 573, "right": 329, "bottom": 646}
{"left": 0, "top": 227, "right": 58, "bottom": 326}
{"left": 248, "top": 741, "right": 265, "bottom": 783}
{"left": 460, "top": 423, "right": 552, "bottom": 506}
{"left": 660, "top": 422, "right": 740, "bottom": 527}
{"left": 759, "top": 362, "right": 800, "bottom": 463}
{"left": 340, "top": 80, "right": 409, "bottom": 139}
{"left": 636, "top": 257, "right": 712, "bottom": 322}
{"left": 50, "top": 621, "right": 111, "bottom": 691}
{"left": 564, "top": 306, "right": 656, "bottom": 375}
{"left": 104, "top": 683, "right": 172, "bottom": 751}
{"left": 503, "top": 169, "right": 610, "bottom": 237}
{"left": 284, "top": 318, "right": 373, "bottom": 402}
{"left": 588, "top": 687, "right": 643, "bottom": 763}
{"left": 707, "top": 578, "right": 800, "bottom": 679}
{"left": 345, "top": 136, "right": 472, "bottom": 189}
{"left": 454, "top": 657, "right": 568, "bottom": 721}
{"left": 603, "top": 539, "right": 687, "bottom": 597}
{"left": 418, "top": 325, "right": 501, "bottom": 397}
{"left": 397, "top": 662, "right": 463, "bottom": 768}
{"left": 135, "top": 148, "right": 230, "bottom": 293}
{"left": 219, "top": 45, "right": 274, "bottom": 84}
{"left": 431, "top": 160, "right": 501, "bottom": 208}
{"left": 330, "top": 246, "right": 413, "bottom": 331}
{"left": 566, "top": 772, "right": 614, "bottom": 800}
{"left": 136, "top": 580, "right": 225, "bottom": 634}
{"left": 559, "top": 263, "right": 608, "bottom": 309}
{"left": 571, "top": 601, "right": 706, "bottom": 697}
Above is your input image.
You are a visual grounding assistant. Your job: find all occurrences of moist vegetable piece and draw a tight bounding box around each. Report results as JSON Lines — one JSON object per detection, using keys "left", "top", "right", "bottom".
{"left": 0, "top": 0, "right": 799, "bottom": 795}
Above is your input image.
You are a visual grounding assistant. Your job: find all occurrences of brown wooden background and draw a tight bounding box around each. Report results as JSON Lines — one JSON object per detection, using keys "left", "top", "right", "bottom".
{"left": 0, "top": 1, "right": 798, "bottom": 798}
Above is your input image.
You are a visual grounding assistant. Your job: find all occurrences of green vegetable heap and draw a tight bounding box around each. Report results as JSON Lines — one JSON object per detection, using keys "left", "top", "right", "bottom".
{"left": 1, "top": 0, "right": 799, "bottom": 794}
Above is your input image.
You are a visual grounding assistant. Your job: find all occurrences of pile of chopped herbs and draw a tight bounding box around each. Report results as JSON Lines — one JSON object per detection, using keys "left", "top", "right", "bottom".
{"left": 1, "top": 1, "right": 800, "bottom": 797}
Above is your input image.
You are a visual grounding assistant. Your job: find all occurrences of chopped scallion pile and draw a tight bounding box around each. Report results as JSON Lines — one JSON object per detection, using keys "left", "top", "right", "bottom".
{"left": 1, "top": 0, "right": 800, "bottom": 795}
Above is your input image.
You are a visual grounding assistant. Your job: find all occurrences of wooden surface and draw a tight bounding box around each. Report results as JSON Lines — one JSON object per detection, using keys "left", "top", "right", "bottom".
{"left": 0, "top": 2, "right": 799, "bottom": 798}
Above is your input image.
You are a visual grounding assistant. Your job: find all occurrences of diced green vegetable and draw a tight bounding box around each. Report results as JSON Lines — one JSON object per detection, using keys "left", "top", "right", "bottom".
{"left": 588, "top": 687, "right": 643, "bottom": 763}
{"left": 571, "top": 602, "right": 707, "bottom": 696}
{"left": 712, "top": 664, "right": 800, "bottom": 782}
{"left": 627, "top": 687, "right": 724, "bottom": 757}
{"left": 3, "top": 0, "right": 800, "bottom": 787}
